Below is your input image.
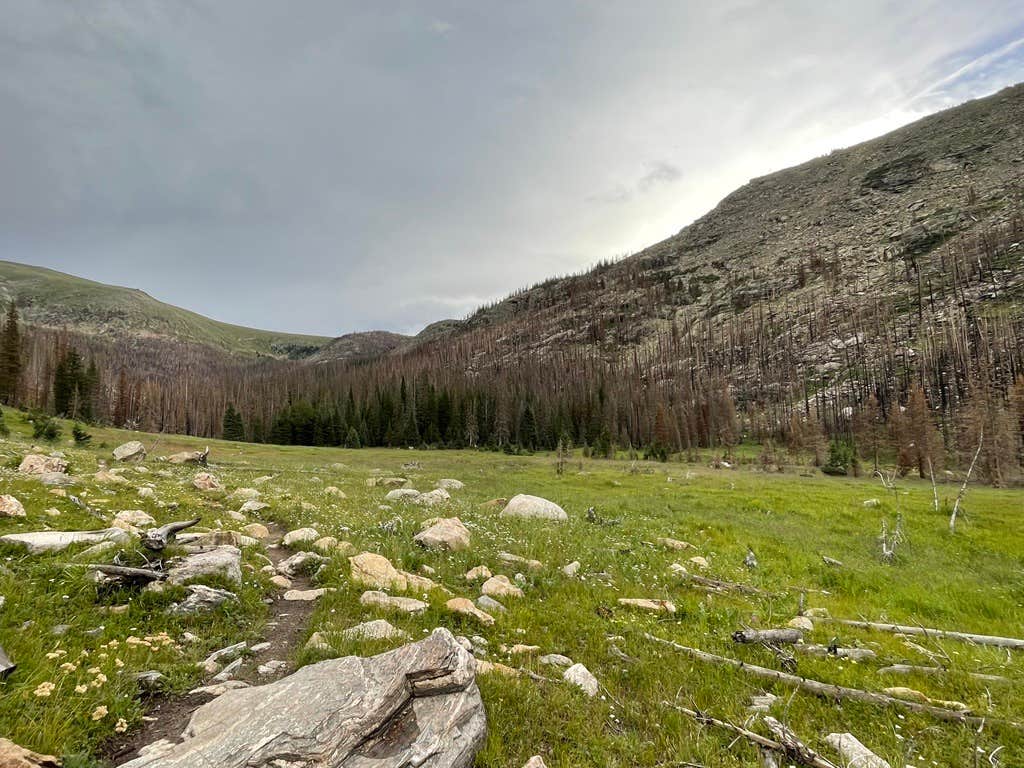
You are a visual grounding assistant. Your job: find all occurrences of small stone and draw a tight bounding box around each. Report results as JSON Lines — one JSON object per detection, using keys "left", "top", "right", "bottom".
{"left": 465, "top": 565, "right": 492, "bottom": 582}
{"left": 169, "top": 584, "right": 237, "bottom": 615}
{"left": 522, "top": 757, "right": 548, "bottom": 768}
{"left": 242, "top": 523, "right": 270, "bottom": 540}
{"left": 414, "top": 517, "right": 471, "bottom": 551}
{"left": 787, "top": 616, "right": 814, "bottom": 632}
{"left": 324, "top": 486, "right": 346, "bottom": 498}
{"left": 436, "top": 479, "right": 464, "bottom": 490}
{"left": 415, "top": 488, "right": 451, "bottom": 506}
{"left": 349, "top": 552, "right": 408, "bottom": 591}
{"left": 257, "top": 659, "right": 288, "bottom": 676}
{"left": 360, "top": 590, "right": 428, "bottom": 614}
{"left": 687, "top": 556, "right": 709, "bottom": 569}
{"left": 239, "top": 500, "right": 270, "bottom": 514}
{"left": 481, "top": 575, "right": 523, "bottom": 599}
{"left": 446, "top": 597, "right": 495, "bottom": 625}
{"left": 276, "top": 551, "right": 326, "bottom": 578}
{"left": 498, "top": 552, "right": 543, "bottom": 570}
{"left": 658, "top": 537, "right": 693, "bottom": 551}
{"left": 114, "top": 509, "right": 156, "bottom": 528}
{"left": 341, "top": 619, "right": 411, "bottom": 642}
{"left": 113, "top": 441, "right": 147, "bottom": 463}
{"left": 0, "top": 495, "right": 26, "bottom": 518}
{"left": 509, "top": 644, "right": 539, "bottom": 655}
{"left": 312, "top": 536, "right": 339, "bottom": 552}
{"left": 563, "top": 663, "right": 599, "bottom": 696}
{"left": 192, "top": 472, "right": 223, "bottom": 492}
{"left": 231, "top": 488, "right": 261, "bottom": 501}
{"left": 282, "top": 527, "right": 319, "bottom": 547}
{"left": 385, "top": 488, "right": 421, "bottom": 502}
{"left": 539, "top": 654, "right": 573, "bottom": 668}
{"left": 618, "top": 598, "right": 676, "bottom": 614}
{"left": 561, "top": 561, "right": 581, "bottom": 577}
{"left": 250, "top": 642, "right": 271, "bottom": 653}
{"left": 284, "top": 588, "right": 329, "bottom": 601}
{"left": 477, "top": 595, "right": 507, "bottom": 614}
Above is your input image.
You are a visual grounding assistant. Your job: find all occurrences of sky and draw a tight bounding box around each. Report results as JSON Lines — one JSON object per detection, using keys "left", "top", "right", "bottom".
{"left": 2, "top": 2, "right": 1024, "bottom": 338}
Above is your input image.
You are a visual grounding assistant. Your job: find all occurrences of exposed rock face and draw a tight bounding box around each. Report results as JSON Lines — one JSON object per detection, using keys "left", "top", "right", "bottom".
{"left": 18, "top": 454, "right": 68, "bottom": 475}
{"left": 166, "top": 546, "right": 242, "bottom": 585}
{"left": 113, "top": 441, "right": 147, "bottom": 463}
{"left": 192, "top": 472, "right": 223, "bottom": 492}
{"left": 122, "top": 629, "right": 485, "bottom": 767}
{"left": 0, "top": 528, "right": 132, "bottom": 554}
{"left": 350, "top": 552, "right": 408, "bottom": 591}
{"left": 0, "top": 495, "right": 26, "bottom": 518}
{"left": 499, "top": 494, "right": 567, "bottom": 522}
{"left": 415, "top": 517, "right": 471, "bottom": 551}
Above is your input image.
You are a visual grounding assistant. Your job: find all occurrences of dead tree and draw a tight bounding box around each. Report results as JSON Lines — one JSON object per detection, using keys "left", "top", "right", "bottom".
{"left": 950, "top": 429, "right": 983, "bottom": 533}
{"left": 141, "top": 517, "right": 201, "bottom": 551}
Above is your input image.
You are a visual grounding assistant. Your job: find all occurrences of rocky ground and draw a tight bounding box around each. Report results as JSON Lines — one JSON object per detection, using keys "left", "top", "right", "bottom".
{"left": 0, "top": 414, "right": 1022, "bottom": 766}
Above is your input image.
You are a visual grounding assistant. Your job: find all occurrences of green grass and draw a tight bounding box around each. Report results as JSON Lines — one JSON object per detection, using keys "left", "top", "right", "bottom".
{"left": 1, "top": 413, "right": 1022, "bottom": 766}
{"left": 0, "top": 260, "right": 330, "bottom": 357}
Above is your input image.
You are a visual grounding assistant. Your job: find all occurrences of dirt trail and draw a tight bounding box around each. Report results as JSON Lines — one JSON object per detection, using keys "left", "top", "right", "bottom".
{"left": 104, "top": 523, "right": 318, "bottom": 763}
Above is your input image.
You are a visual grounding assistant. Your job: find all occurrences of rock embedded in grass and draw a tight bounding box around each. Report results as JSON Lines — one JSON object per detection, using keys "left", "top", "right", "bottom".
{"left": 282, "top": 527, "right": 319, "bottom": 547}
{"left": 563, "top": 663, "right": 599, "bottom": 697}
{"left": 166, "top": 545, "right": 242, "bottom": 585}
{"left": 239, "top": 499, "right": 269, "bottom": 514}
{"left": 415, "top": 517, "right": 471, "bottom": 551}
{"left": 192, "top": 472, "right": 223, "bottom": 492}
{"left": 481, "top": 575, "right": 523, "bottom": 599}
{"left": 284, "top": 588, "right": 331, "bottom": 601}
{"left": 169, "top": 584, "right": 237, "bottom": 615}
{"left": 349, "top": 552, "right": 408, "bottom": 591}
{"left": 498, "top": 552, "right": 543, "bottom": 570}
{"left": 477, "top": 595, "right": 507, "bottom": 614}
{"left": 0, "top": 495, "right": 26, "bottom": 518}
{"left": 562, "top": 561, "right": 581, "bottom": 577}
{"left": 341, "top": 619, "right": 411, "bottom": 642}
{"left": 112, "top": 441, "right": 147, "bottom": 463}
{"left": 657, "top": 537, "right": 693, "bottom": 551}
{"left": 114, "top": 509, "right": 156, "bottom": 528}
{"left": 276, "top": 550, "right": 326, "bottom": 578}
{"left": 436, "top": 478, "right": 464, "bottom": 490}
{"left": 618, "top": 598, "right": 676, "bottom": 614}
{"left": 0, "top": 738, "right": 60, "bottom": 768}
{"left": 18, "top": 454, "right": 68, "bottom": 475}
{"left": 522, "top": 757, "right": 548, "bottom": 768}
{"left": 465, "top": 565, "right": 492, "bottom": 582}
{"left": 539, "top": 654, "right": 573, "bottom": 668}
{"left": 446, "top": 597, "right": 495, "bottom": 626}
{"left": 385, "top": 488, "right": 421, "bottom": 502}
{"left": 787, "top": 616, "right": 814, "bottom": 632}
{"left": 242, "top": 522, "right": 270, "bottom": 540}
{"left": 360, "top": 590, "right": 428, "bottom": 615}
{"left": 499, "top": 494, "right": 568, "bottom": 522}
{"left": 0, "top": 527, "right": 132, "bottom": 554}
{"left": 415, "top": 488, "right": 451, "bottom": 506}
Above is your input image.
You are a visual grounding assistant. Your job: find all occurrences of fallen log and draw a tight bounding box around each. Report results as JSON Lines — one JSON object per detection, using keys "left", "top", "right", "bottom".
{"left": 0, "top": 644, "right": 14, "bottom": 677}
{"left": 643, "top": 633, "right": 1013, "bottom": 727}
{"left": 733, "top": 628, "right": 803, "bottom": 645}
{"left": 764, "top": 717, "right": 835, "bottom": 768}
{"left": 678, "top": 573, "right": 770, "bottom": 597}
{"left": 818, "top": 618, "right": 1024, "bottom": 650}
{"left": 663, "top": 702, "right": 838, "bottom": 768}
{"left": 87, "top": 564, "right": 165, "bottom": 582}
{"left": 825, "top": 733, "right": 890, "bottom": 768}
{"left": 141, "top": 517, "right": 201, "bottom": 551}
{"left": 798, "top": 644, "right": 877, "bottom": 662}
{"left": 876, "top": 664, "right": 1009, "bottom": 683}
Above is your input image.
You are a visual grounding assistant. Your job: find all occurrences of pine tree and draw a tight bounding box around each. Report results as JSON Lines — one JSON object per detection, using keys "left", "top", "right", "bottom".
{"left": 222, "top": 403, "right": 245, "bottom": 441}
{"left": 0, "top": 303, "right": 22, "bottom": 406}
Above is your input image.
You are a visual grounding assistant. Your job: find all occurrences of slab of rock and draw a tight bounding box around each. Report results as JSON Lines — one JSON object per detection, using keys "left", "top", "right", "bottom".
{"left": 282, "top": 527, "right": 319, "bottom": 547}
{"left": 562, "top": 561, "right": 581, "bottom": 577}
{"left": 122, "top": 628, "right": 485, "bottom": 768}
{"left": 0, "top": 738, "right": 60, "bottom": 768}
{"left": 113, "top": 441, "right": 147, "bottom": 463}
{"left": 385, "top": 488, "right": 421, "bottom": 502}
{"left": 341, "top": 619, "right": 411, "bottom": 642}
{"left": 481, "top": 575, "right": 523, "bottom": 599}
{"left": 0, "top": 527, "right": 132, "bottom": 554}
{"left": 192, "top": 472, "right": 223, "bottom": 492}
{"left": 477, "top": 595, "right": 507, "bottom": 614}
{"left": 239, "top": 500, "right": 269, "bottom": 514}
{"left": 787, "top": 616, "right": 814, "bottom": 632}
{"left": 498, "top": 552, "right": 543, "bottom": 570}
{"left": 189, "top": 680, "right": 251, "bottom": 697}
{"left": 658, "top": 537, "right": 693, "bottom": 551}
{"left": 539, "top": 654, "right": 573, "bottom": 668}
{"left": 446, "top": 597, "right": 494, "bottom": 626}
{"left": 94, "top": 470, "right": 130, "bottom": 485}
{"left": 166, "top": 546, "right": 242, "bottom": 585}
{"left": 368, "top": 476, "right": 409, "bottom": 488}
{"left": 169, "top": 584, "right": 237, "bottom": 615}
{"left": 618, "top": 598, "right": 676, "bottom": 614}
{"left": 416, "top": 488, "right": 451, "bottom": 506}
{"left": 284, "top": 588, "right": 330, "bottom": 601}
{"left": 437, "top": 478, "right": 464, "bottom": 490}
{"left": 0, "top": 495, "right": 26, "bottom": 518}
{"left": 18, "top": 454, "right": 68, "bottom": 475}
{"left": 350, "top": 552, "right": 408, "bottom": 591}
{"left": 242, "top": 522, "right": 270, "bottom": 540}
{"left": 276, "top": 550, "right": 326, "bottom": 578}
{"left": 563, "top": 663, "right": 599, "bottom": 696}
{"left": 499, "top": 494, "right": 567, "bottom": 522}
{"left": 415, "top": 517, "right": 471, "bottom": 551}
{"left": 360, "top": 590, "right": 428, "bottom": 615}
{"left": 36, "top": 472, "right": 74, "bottom": 487}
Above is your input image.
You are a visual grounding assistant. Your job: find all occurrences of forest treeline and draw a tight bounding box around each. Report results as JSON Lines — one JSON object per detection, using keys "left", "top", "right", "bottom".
{"left": 1, "top": 215, "right": 1022, "bottom": 484}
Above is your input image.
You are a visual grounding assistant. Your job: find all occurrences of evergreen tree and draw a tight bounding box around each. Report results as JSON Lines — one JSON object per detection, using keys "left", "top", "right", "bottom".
{"left": 0, "top": 303, "right": 22, "bottom": 405}
{"left": 222, "top": 403, "right": 246, "bottom": 441}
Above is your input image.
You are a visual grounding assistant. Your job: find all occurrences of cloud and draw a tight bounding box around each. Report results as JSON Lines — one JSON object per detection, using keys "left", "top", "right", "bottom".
{"left": 1, "top": 2, "right": 1023, "bottom": 336}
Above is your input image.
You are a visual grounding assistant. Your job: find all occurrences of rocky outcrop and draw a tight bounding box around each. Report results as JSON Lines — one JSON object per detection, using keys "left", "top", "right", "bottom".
{"left": 121, "top": 628, "right": 486, "bottom": 768}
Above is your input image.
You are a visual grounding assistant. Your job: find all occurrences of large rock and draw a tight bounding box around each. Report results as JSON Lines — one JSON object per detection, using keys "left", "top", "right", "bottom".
{"left": 360, "top": 590, "right": 428, "bottom": 615}
{"left": 166, "top": 546, "right": 242, "bottom": 585}
{"left": 0, "top": 738, "right": 60, "bottom": 768}
{"left": 276, "top": 550, "right": 326, "bottom": 578}
{"left": 437, "top": 478, "right": 465, "bottom": 490}
{"left": 341, "top": 619, "right": 411, "bottom": 642}
{"left": 113, "top": 441, "right": 147, "bottom": 463}
{"left": 18, "top": 454, "right": 68, "bottom": 475}
{"left": 415, "top": 517, "right": 471, "bottom": 551}
{"left": 121, "top": 629, "right": 485, "bottom": 768}
{"left": 481, "top": 575, "right": 523, "bottom": 599}
{"left": 0, "top": 528, "right": 132, "bottom": 554}
{"left": 499, "top": 494, "right": 567, "bottom": 522}
{"left": 0, "top": 495, "right": 26, "bottom": 518}
{"left": 416, "top": 488, "right": 451, "bottom": 507}
{"left": 350, "top": 552, "right": 408, "bottom": 591}
{"left": 192, "top": 472, "right": 223, "bottom": 492}
{"left": 385, "top": 488, "right": 421, "bottom": 502}
{"left": 282, "top": 527, "right": 319, "bottom": 547}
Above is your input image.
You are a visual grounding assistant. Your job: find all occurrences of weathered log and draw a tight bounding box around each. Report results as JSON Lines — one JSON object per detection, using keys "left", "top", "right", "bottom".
{"left": 763, "top": 717, "right": 835, "bottom": 768}
{"left": 663, "top": 702, "right": 838, "bottom": 768}
{"left": 818, "top": 618, "right": 1024, "bottom": 650}
{"left": 798, "top": 644, "right": 877, "bottom": 661}
{"left": 141, "top": 517, "right": 201, "bottom": 551}
{"left": 0, "top": 644, "right": 14, "bottom": 677}
{"left": 643, "top": 633, "right": 1013, "bottom": 727}
{"left": 87, "top": 564, "right": 165, "bottom": 582}
{"left": 824, "top": 733, "right": 890, "bottom": 768}
{"left": 821, "top": 555, "right": 843, "bottom": 567}
{"left": 679, "top": 573, "right": 770, "bottom": 597}
{"left": 733, "top": 628, "right": 803, "bottom": 645}
{"left": 877, "top": 664, "right": 1009, "bottom": 683}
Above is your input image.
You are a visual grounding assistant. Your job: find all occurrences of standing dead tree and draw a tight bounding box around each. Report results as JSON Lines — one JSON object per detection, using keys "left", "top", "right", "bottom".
{"left": 950, "top": 428, "right": 983, "bottom": 533}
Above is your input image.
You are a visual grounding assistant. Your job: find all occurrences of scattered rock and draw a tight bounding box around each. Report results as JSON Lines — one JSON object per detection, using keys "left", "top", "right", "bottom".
{"left": 498, "top": 552, "right": 543, "bottom": 570}
{"left": 166, "top": 546, "right": 242, "bottom": 585}
{"left": 687, "top": 556, "right": 709, "bottom": 569}
{"left": 231, "top": 488, "right": 261, "bottom": 501}
{"left": 360, "top": 590, "right": 428, "bottom": 615}
{"left": 113, "top": 441, "right": 147, "bottom": 463}
{"left": 324, "top": 486, "right": 346, "bottom": 498}
{"left": 122, "top": 628, "right": 485, "bottom": 768}
{"left": 0, "top": 495, "right": 26, "bottom": 518}
{"left": 312, "top": 536, "right": 339, "bottom": 552}
{"left": 169, "top": 584, "right": 237, "bottom": 615}
{"left": 114, "top": 509, "right": 156, "bottom": 528}
{"left": 0, "top": 738, "right": 60, "bottom": 768}
{"left": 658, "top": 537, "right": 693, "bottom": 551}
{"left": 0, "top": 528, "right": 132, "bottom": 554}
{"left": 282, "top": 527, "right": 319, "bottom": 547}
{"left": 787, "top": 616, "right": 814, "bottom": 632}
{"left": 415, "top": 488, "right": 451, "bottom": 506}
{"left": 476, "top": 595, "right": 507, "bottom": 614}
{"left": 276, "top": 551, "right": 326, "bottom": 578}
{"left": 269, "top": 575, "right": 292, "bottom": 589}
{"left": 522, "top": 757, "right": 548, "bottom": 768}
{"left": 305, "top": 632, "right": 332, "bottom": 653}
{"left": 863, "top": 498, "right": 881, "bottom": 508}
{"left": 563, "top": 663, "right": 599, "bottom": 696}
{"left": 437, "top": 479, "right": 464, "bottom": 490}
{"left": 349, "top": 552, "right": 408, "bottom": 591}
{"left": 192, "top": 472, "right": 223, "bottom": 492}
{"left": 368, "top": 476, "right": 409, "bottom": 488}
{"left": 481, "top": 575, "right": 523, "bottom": 599}
{"left": 385, "top": 488, "right": 421, "bottom": 502}
{"left": 94, "top": 470, "right": 130, "bottom": 485}
{"left": 618, "top": 598, "right": 676, "bottom": 614}
{"left": 446, "top": 598, "right": 495, "bottom": 626}
{"left": 167, "top": 449, "right": 209, "bottom": 465}
{"left": 18, "top": 454, "right": 68, "bottom": 475}
{"left": 257, "top": 659, "right": 288, "bottom": 676}
{"left": 465, "top": 565, "right": 492, "bottom": 582}
{"left": 242, "top": 523, "right": 270, "bottom": 540}
{"left": 415, "top": 517, "right": 471, "bottom": 551}
{"left": 284, "top": 588, "right": 330, "bottom": 601}
{"left": 749, "top": 693, "right": 778, "bottom": 713}
{"left": 562, "top": 561, "right": 581, "bottom": 577}
{"left": 509, "top": 644, "right": 539, "bottom": 655}
{"left": 239, "top": 500, "right": 269, "bottom": 514}
{"left": 341, "top": 619, "right": 411, "bottom": 642}
{"left": 539, "top": 654, "right": 573, "bottom": 668}
{"left": 500, "top": 494, "right": 568, "bottom": 522}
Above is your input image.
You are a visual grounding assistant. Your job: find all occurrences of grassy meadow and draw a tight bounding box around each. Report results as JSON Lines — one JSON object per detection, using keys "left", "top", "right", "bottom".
{"left": 1, "top": 411, "right": 1022, "bottom": 766}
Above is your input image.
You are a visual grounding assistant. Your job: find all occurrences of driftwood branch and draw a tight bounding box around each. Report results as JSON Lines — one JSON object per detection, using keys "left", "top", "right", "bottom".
{"left": 732, "top": 628, "right": 803, "bottom": 645}
{"left": 951, "top": 429, "right": 983, "bottom": 533}
{"left": 141, "top": 517, "right": 201, "bottom": 551}
{"left": 817, "top": 618, "right": 1024, "bottom": 650}
{"left": 87, "top": 563, "right": 165, "bottom": 582}
{"left": 643, "top": 633, "right": 1012, "bottom": 727}
{"left": 877, "top": 664, "right": 1009, "bottom": 683}
{"left": 663, "top": 702, "right": 838, "bottom": 768}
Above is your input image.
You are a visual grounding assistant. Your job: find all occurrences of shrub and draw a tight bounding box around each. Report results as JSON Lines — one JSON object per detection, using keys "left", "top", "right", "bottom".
{"left": 72, "top": 423, "right": 93, "bottom": 446}
{"left": 32, "top": 415, "right": 62, "bottom": 442}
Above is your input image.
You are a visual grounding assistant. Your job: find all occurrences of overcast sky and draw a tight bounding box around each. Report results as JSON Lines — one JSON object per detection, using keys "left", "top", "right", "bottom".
{"left": 2, "top": 2, "right": 1024, "bottom": 337}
